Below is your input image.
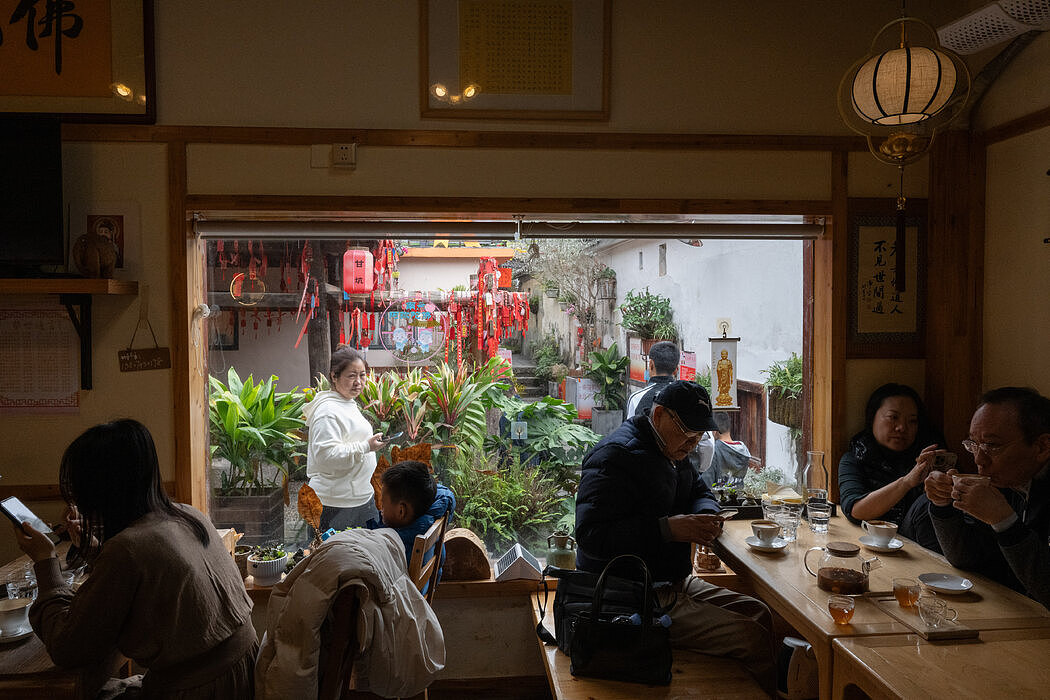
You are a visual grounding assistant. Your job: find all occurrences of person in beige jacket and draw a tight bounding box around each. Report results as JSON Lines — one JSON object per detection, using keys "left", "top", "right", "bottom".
{"left": 255, "top": 528, "right": 444, "bottom": 698}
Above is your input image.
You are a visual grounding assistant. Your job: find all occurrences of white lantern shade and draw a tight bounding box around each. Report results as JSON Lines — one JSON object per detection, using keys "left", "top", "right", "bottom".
{"left": 851, "top": 46, "right": 957, "bottom": 125}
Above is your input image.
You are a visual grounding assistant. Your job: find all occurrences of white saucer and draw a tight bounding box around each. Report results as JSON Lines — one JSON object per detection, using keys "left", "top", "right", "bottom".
{"left": 745, "top": 535, "right": 788, "bottom": 552}
{"left": 859, "top": 535, "right": 904, "bottom": 553}
{"left": 0, "top": 625, "right": 34, "bottom": 644}
{"left": 919, "top": 572, "right": 974, "bottom": 594}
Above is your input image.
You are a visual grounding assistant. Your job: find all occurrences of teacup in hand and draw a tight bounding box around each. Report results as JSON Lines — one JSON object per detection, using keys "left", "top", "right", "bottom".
{"left": 952, "top": 474, "right": 991, "bottom": 488}
{"left": 0, "top": 597, "right": 31, "bottom": 636}
{"left": 751, "top": 520, "right": 781, "bottom": 544}
{"left": 862, "top": 519, "right": 898, "bottom": 546}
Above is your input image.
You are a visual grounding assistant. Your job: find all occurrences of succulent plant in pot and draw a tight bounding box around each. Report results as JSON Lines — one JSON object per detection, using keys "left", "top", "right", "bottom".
{"left": 247, "top": 543, "right": 288, "bottom": 586}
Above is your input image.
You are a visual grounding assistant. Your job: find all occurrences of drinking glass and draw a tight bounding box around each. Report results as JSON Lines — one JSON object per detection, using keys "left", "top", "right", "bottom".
{"left": 893, "top": 577, "right": 921, "bottom": 607}
{"left": 773, "top": 508, "right": 801, "bottom": 542}
{"left": 828, "top": 595, "right": 855, "bottom": 624}
{"left": 918, "top": 595, "right": 958, "bottom": 627}
{"left": 807, "top": 502, "right": 832, "bottom": 534}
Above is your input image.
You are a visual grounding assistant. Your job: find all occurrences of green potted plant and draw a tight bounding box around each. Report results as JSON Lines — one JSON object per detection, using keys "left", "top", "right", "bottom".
{"left": 762, "top": 353, "right": 803, "bottom": 430}
{"left": 584, "top": 343, "right": 630, "bottom": 435}
{"left": 208, "top": 367, "right": 307, "bottom": 544}
{"left": 247, "top": 543, "right": 288, "bottom": 586}
{"left": 618, "top": 288, "right": 677, "bottom": 349}
{"left": 543, "top": 279, "right": 560, "bottom": 298}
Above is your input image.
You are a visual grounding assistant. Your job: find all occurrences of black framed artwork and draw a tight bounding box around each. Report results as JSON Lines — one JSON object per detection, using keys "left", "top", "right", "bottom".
{"left": 846, "top": 199, "right": 927, "bottom": 359}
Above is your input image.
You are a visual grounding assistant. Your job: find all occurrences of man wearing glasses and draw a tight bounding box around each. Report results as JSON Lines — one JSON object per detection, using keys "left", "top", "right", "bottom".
{"left": 575, "top": 380, "right": 775, "bottom": 694}
{"left": 924, "top": 386, "right": 1050, "bottom": 609}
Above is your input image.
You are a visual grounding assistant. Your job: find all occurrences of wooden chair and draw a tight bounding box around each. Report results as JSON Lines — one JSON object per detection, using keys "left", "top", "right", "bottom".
{"left": 407, "top": 513, "right": 449, "bottom": 603}
{"left": 317, "top": 587, "right": 360, "bottom": 700}
{"left": 319, "top": 517, "right": 447, "bottom": 700}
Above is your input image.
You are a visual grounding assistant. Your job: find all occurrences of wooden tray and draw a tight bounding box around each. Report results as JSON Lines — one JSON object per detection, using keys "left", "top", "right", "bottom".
{"left": 868, "top": 593, "right": 980, "bottom": 641}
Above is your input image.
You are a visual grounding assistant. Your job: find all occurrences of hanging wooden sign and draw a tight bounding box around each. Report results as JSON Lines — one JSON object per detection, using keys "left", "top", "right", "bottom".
{"left": 118, "top": 317, "right": 171, "bottom": 372}
{"left": 118, "top": 347, "right": 172, "bottom": 372}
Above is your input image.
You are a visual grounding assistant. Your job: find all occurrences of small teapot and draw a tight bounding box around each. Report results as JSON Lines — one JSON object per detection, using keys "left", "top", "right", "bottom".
{"left": 804, "top": 541, "right": 880, "bottom": 595}
{"left": 547, "top": 530, "right": 577, "bottom": 570}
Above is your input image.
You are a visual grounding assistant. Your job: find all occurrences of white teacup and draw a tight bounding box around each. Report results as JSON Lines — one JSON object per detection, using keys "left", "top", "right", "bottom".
{"left": 952, "top": 474, "right": 991, "bottom": 488}
{"left": 752, "top": 520, "right": 781, "bottom": 544}
{"left": 0, "top": 597, "right": 31, "bottom": 636}
{"left": 862, "top": 519, "right": 898, "bottom": 546}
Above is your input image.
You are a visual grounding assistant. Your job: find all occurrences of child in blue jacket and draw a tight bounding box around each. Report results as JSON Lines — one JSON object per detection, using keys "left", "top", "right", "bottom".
{"left": 367, "top": 460, "right": 456, "bottom": 572}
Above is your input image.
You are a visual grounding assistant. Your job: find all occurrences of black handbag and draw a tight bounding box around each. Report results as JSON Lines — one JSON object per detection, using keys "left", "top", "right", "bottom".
{"left": 538, "top": 555, "right": 673, "bottom": 686}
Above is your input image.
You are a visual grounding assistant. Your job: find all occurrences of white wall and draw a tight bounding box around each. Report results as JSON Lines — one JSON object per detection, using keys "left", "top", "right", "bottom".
{"left": 597, "top": 238, "right": 803, "bottom": 470}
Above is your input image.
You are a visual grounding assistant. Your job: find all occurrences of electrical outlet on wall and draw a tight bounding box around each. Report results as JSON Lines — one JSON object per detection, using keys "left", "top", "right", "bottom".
{"left": 332, "top": 143, "right": 357, "bottom": 169}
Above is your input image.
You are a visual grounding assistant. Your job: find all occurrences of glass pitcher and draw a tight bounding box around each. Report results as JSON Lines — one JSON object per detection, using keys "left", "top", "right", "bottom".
{"left": 801, "top": 450, "right": 829, "bottom": 503}
{"left": 804, "top": 541, "right": 880, "bottom": 595}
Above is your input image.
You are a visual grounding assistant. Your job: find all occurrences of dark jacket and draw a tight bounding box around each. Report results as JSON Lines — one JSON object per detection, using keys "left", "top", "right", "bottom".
{"left": 575, "top": 415, "right": 720, "bottom": 583}
{"left": 930, "top": 464, "right": 1050, "bottom": 608}
{"left": 838, "top": 430, "right": 943, "bottom": 551}
{"left": 368, "top": 483, "right": 456, "bottom": 567}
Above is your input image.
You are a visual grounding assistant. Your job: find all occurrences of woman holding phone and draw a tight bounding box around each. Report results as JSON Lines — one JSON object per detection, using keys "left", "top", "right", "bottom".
{"left": 304, "top": 344, "right": 386, "bottom": 535}
{"left": 11, "top": 419, "right": 256, "bottom": 698}
{"left": 838, "top": 383, "right": 950, "bottom": 552}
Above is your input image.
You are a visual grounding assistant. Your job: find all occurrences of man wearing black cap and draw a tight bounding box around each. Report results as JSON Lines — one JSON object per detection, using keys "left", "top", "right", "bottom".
{"left": 576, "top": 380, "right": 775, "bottom": 694}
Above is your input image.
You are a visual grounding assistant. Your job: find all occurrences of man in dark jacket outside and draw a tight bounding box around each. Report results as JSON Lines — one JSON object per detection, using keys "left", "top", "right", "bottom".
{"left": 576, "top": 380, "right": 775, "bottom": 694}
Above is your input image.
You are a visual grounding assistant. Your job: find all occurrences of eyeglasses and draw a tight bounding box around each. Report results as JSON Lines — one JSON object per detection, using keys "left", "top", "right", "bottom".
{"left": 961, "top": 438, "right": 1020, "bottom": 457}
{"left": 663, "top": 407, "right": 703, "bottom": 441}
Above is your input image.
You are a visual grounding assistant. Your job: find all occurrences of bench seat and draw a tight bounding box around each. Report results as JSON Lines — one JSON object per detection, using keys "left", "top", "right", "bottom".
{"left": 530, "top": 591, "right": 767, "bottom": 699}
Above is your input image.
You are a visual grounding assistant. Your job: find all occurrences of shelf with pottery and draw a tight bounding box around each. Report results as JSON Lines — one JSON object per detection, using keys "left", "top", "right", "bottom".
{"left": 0, "top": 278, "right": 140, "bottom": 389}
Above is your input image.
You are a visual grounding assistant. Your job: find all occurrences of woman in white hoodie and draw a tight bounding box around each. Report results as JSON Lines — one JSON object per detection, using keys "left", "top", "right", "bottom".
{"left": 305, "top": 345, "right": 386, "bottom": 533}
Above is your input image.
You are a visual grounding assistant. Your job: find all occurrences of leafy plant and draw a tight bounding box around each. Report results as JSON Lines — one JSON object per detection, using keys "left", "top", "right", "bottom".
{"left": 445, "top": 446, "right": 575, "bottom": 552}
{"left": 742, "top": 466, "right": 788, "bottom": 500}
{"left": 530, "top": 329, "right": 563, "bottom": 382}
{"left": 762, "top": 353, "right": 803, "bottom": 399}
{"left": 549, "top": 363, "right": 570, "bottom": 384}
{"left": 584, "top": 343, "right": 630, "bottom": 411}
{"left": 250, "top": 543, "right": 287, "bottom": 561}
{"left": 618, "top": 288, "right": 676, "bottom": 340}
{"left": 209, "top": 368, "right": 306, "bottom": 494}
{"left": 484, "top": 393, "right": 600, "bottom": 482}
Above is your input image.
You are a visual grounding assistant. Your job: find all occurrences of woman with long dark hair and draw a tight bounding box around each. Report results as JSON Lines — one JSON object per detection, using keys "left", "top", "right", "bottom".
{"left": 838, "top": 383, "right": 950, "bottom": 551}
{"left": 11, "top": 419, "right": 256, "bottom": 699}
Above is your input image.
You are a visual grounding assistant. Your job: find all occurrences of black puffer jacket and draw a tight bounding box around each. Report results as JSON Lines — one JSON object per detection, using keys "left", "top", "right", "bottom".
{"left": 575, "top": 415, "right": 719, "bottom": 583}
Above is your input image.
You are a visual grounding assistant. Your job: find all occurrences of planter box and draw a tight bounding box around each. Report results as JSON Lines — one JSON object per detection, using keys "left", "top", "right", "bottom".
{"left": 591, "top": 408, "right": 623, "bottom": 436}
{"left": 768, "top": 392, "right": 801, "bottom": 430}
{"left": 211, "top": 487, "right": 285, "bottom": 546}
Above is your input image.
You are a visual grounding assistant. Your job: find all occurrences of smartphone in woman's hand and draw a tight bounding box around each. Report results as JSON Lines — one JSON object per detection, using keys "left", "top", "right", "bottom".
{"left": 384, "top": 431, "right": 405, "bottom": 444}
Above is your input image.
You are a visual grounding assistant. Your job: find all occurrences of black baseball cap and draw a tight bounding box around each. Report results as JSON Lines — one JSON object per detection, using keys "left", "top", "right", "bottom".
{"left": 653, "top": 380, "right": 719, "bottom": 432}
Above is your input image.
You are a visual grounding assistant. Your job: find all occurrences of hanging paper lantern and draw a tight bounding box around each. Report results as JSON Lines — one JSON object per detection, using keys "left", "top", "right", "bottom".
{"left": 343, "top": 248, "right": 374, "bottom": 294}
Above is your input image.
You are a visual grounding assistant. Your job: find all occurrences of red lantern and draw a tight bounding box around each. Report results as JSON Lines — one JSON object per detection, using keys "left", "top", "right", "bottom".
{"left": 343, "top": 247, "right": 374, "bottom": 294}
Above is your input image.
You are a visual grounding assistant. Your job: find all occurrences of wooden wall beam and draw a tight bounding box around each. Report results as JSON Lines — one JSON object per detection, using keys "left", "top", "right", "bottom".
{"left": 184, "top": 195, "right": 833, "bottom": 217}
{"left": 168, "top": 141, "right": 209, "bottom": 510}
{"left": 816, "top": 151, "right": 849, "bottom": 499}
{"left": 926, "top": 130, "right": 985, "bottom": 451}
{"left": 63, "top": 123, "right": 867, "bottom": 151}
{"left": 980, "top": 105, "right": 1050, "bottom": 146}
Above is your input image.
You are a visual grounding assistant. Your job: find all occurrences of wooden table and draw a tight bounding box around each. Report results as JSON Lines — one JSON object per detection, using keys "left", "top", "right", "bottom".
{"left": 0, "top": 545, "right": 118, "bottom": 699}
{"left": 832, "top": 627, "right": 1050, "bottom": 699}
{"left": 713, "top": 517, "right": 1050, "bottom": 699}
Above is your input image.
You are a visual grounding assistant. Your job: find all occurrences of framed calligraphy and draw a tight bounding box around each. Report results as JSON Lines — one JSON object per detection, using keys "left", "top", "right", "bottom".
{"left": 420, "top": 0, "right": 610, "bottom": 120}
{"left": 0, "top": 0, "right": 155, "bottom": 123}
{"left": 846, "top": 199, "right": 927, "bottom": 358}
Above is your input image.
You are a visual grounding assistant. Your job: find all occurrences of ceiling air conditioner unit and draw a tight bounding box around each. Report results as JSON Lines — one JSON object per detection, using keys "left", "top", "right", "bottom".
{"left": 493, "top": 542, "right": 542, "bottom": 582}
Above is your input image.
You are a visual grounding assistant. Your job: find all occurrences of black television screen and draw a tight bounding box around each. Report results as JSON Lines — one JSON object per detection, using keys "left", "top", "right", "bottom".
{"left": 0, "top": 117, "right": 64, "bottom": 270}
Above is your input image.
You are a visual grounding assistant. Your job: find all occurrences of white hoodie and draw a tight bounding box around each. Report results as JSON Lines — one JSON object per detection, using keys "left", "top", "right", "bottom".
{"left": 303, "top": 390, "right": 376, "bottom": 508}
